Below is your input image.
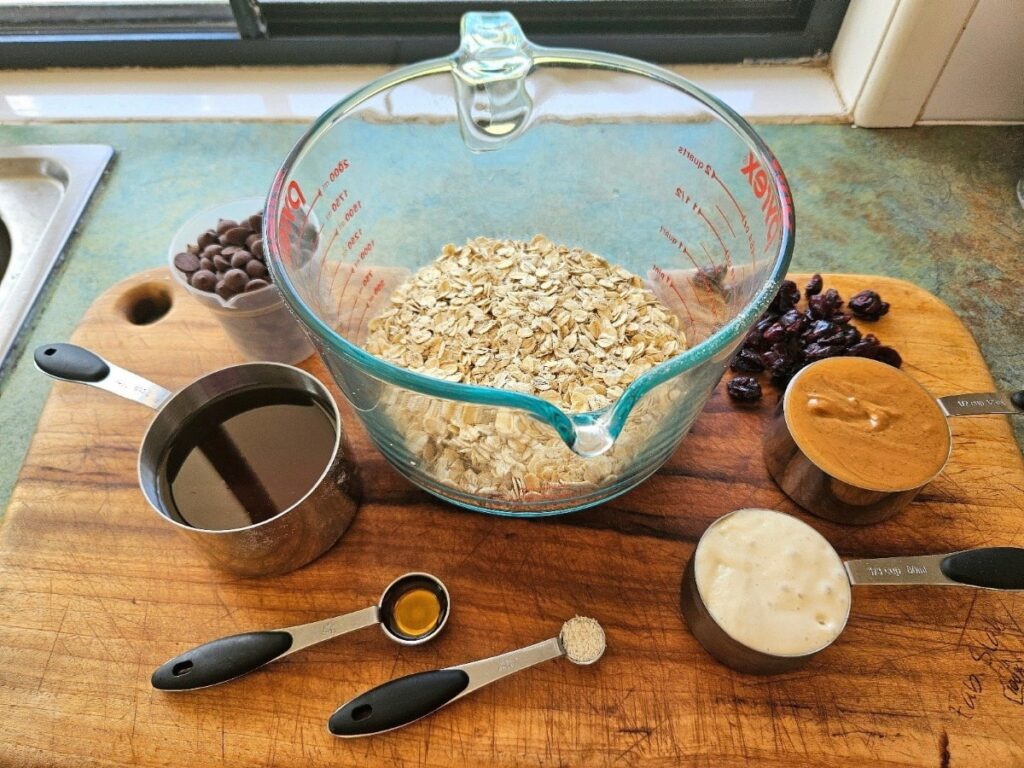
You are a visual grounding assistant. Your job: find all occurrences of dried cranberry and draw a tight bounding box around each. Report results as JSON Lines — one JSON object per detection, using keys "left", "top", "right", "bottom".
{"left": 804, "top": 341, "right": 845, "bottom": 362}
{"left": 730, "top": 348, "right": 765, "bottom": 373}
{"left": 848, "top": 289, "right": 890, "bottom": 321}
{"left": 727, "top": 376, "right": 762, "bottom": 403}
{"left": 807, "top": 288, "right": 844, "bottom": 319}
{"left": 770, "top": 279, "right": 802, "bottom": 313}
{"left": 841, "top": 324, "right": 862, "bottom": 347}
{"left": 779, "top": 308, "right": 808, "bottom": 335}
{"left": 742, "top": 326, "right": 767, "bottom": 351}
{"left": 762, "top": 322, "right": 788, "bottom": 344}
{"left": 805, "top": 273, "right": 823, "bottom": 298}
{"left": 802, "top": 319, "right": 836, "bottom": 342}
{"left": 762, "top": 337, "right": 803, "bottom": 379}
{"left": 848, "top": 340, "right": 902, "bottom": 367}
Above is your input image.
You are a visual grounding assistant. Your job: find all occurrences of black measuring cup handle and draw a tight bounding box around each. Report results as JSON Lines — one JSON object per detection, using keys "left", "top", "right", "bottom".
{"left": 151, "top": 631, "right": 295, "bottom": 691}
{"left": 34, "top": 343, "right": 110, "bottom": 383}
{"left": 328, "top": 669, "right": 470, "bottom": 737}
{"left": 940, "top": 547, "right": 1024, "bottom": 590}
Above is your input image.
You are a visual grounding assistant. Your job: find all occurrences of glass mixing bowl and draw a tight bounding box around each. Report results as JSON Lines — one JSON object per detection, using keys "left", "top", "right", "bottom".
{"left": 266, "top": 12, "right": 794, "bottom": 516}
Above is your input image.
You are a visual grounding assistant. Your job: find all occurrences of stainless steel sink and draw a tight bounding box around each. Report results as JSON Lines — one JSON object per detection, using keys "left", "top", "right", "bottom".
{"left": 0, "top": 144, "right": 113, "bottom": 372}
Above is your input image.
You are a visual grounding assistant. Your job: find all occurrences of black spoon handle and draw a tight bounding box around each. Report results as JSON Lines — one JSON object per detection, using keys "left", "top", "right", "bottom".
{"left": 940, "top": 547, "right": 1024, "bottom": 590}
{"left": 151, "top": 631, "right": 293, "bottom": 691}
{"left": 328, "top": 669, "right": 470, "bottom": 737}
{"left": 34, "top": 343, "right": 109, "bottom": 383}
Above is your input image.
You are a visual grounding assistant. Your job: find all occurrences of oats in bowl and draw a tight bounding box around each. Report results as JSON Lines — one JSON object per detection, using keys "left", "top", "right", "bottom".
{"left": 364, "top": 235, "right": 689, "bottom": 501}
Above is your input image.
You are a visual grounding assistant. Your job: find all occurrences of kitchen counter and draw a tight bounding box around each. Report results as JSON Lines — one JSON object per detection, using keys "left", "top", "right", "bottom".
{"left": 0, "top": 123, "right": 1021, "bottom": 515}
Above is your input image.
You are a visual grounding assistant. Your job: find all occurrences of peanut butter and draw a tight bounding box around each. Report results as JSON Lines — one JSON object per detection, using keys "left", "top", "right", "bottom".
{"left": 785, "top": 357, "right": 950, "bottom": 492}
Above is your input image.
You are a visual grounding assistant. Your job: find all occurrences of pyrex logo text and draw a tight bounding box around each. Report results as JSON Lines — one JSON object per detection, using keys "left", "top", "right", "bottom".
{"left": 276, "top": 180, "right": 306, "bottom": 261}
{"left": 740, "top": 152, "right": 789, "bottom": 250}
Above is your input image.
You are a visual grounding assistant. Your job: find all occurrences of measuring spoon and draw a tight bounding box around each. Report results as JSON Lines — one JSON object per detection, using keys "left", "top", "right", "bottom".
{"left": 327, "top": 616, "right": 606, "bottom": 737}
{"left": 152, "top": 573, "right": 449, "bottom": 691}
{"left": 681, "top": 508, "right": 1024, "bottom": 675}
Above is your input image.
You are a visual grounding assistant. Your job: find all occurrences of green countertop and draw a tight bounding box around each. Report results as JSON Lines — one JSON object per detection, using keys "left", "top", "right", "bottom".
{"left": 0, "top": 123, "right": 1021, "bottom": 516}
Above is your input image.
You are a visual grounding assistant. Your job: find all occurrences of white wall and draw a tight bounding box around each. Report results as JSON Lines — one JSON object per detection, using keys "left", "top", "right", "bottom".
{"left": 921, "top": 0, "right": 1024, "bottom": 122}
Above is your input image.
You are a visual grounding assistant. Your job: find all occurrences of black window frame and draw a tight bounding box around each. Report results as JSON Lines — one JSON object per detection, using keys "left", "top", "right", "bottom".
{"left": 0, "top": 0, "right": 850, "bottom": 69}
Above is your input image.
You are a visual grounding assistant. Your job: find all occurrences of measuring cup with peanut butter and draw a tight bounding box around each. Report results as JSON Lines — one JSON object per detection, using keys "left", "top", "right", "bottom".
{"left": 680, "top": 508, "right": 1024, "bottom": 674}
{"left": 765, "top": 356, "right": 1023, "bottom": 525}
{"left": 152, "top": 573, "right": 450, "bottom": 691}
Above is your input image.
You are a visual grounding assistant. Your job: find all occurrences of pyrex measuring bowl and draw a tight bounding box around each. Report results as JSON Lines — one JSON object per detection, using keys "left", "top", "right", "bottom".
{"left": 266, "top": 11, "right": 794, "bottom": 515}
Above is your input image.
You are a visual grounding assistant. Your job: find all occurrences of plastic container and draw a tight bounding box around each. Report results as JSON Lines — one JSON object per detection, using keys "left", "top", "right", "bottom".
{"left": 265, "top": 12, "right": 795, "bottom": 515}
{"left": 168, "top": 197, "right": 314, "bottom": 364}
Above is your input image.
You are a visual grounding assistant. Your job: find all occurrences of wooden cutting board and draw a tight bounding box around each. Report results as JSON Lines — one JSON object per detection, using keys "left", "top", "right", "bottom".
{"left": 2, "top": 269, "right": 1023, "bottom": 768}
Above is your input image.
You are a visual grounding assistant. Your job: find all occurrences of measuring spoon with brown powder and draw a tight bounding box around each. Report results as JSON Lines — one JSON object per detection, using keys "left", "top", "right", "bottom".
{"left": 152, "top": 573, "right": 449, "bottom": 690}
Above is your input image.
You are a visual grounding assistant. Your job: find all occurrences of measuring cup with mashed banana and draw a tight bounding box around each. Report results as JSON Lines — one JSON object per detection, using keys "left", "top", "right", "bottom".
{"left": 679, "top": 508, "right": 1024, "bottom": 674}
{"left": 765, "top": 356, "right": 1023, "bottom": 525}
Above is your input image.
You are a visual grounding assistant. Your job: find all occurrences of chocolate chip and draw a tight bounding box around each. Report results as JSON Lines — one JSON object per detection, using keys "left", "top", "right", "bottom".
{"left": 215, "top": 280, "right": 237, "bottom": 300}
{"left": 224, "top": 226, "right": 250, "bottom": 246}
{"left": 174, "top": 209, "right": 270, "bottom": 295}
{"left": 245, "top": 260, "right": 268, "bottom": 279}
{"left": 191, "top": 270, "right": 217, "bottom": 291}
{"left": 223, "top": 268, "right": 249, "bottom": 292}
{"left": 173, "top": 252, "right": 200, "bottom": 273}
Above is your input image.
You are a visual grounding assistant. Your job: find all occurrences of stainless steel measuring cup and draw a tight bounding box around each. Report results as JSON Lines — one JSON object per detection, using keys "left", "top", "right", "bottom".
{"left": 152, "top": 572, "right": 450, "bottom": 690}
{"left": 680, "top": 508, "right": 1024, "bottom": 675}
{"left": 34, "top": 342, "right": 360, "bottom": 577}
{"left": 765, "top": 358, "right": 1023, "bottom": 525}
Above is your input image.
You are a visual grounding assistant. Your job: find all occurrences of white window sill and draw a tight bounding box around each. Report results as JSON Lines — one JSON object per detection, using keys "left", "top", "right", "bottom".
{"left": 0, "top": 63, "right": 848, "bottom": 124}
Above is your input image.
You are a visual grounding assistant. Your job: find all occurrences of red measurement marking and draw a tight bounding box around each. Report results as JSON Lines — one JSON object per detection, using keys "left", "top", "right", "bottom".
{"left": 346, "top": 269, "right": 374, "bottom": 329}
{"left": 716, "top": 204, "right": 736, "bottom": 237}
{"left": 328, "top": 158, "right": 350, "bottom": 183}
{"left": 698, "top": 209, "right": 730, "bottom": 268}
{"left": 354, "top": 277, "right": 385, "bottom": 336}
{"left": 315, "top": 228, "right": 341, "bottom": 299}
{"left": 329, "top": 189, "right": 350, "bottom": 214}
{"left": 652, "top": 264, "right": 695, "bottom": 331}
{"left": 346, "top": 228, "right": 362, "bottom": 252}
{"left": 336, "top": 238, "right": 373, "bottom": 315}
{"left": 299, "top": 188, "right": 323, "bottom": 230}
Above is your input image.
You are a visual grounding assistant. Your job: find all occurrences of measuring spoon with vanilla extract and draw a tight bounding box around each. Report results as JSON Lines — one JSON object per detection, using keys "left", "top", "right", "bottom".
{"left": 152, "top": 573, "right": 450, "bottom": 691}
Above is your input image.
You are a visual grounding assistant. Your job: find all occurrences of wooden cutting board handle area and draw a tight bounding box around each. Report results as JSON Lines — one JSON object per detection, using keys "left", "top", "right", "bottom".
{"left": 1, "top": 269, "right": 1023, "bottom": 767}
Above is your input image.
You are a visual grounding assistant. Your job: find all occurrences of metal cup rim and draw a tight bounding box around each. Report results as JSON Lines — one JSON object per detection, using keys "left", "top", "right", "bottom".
{"left": 136, "top": 361, "right": 343, "bottom": 535}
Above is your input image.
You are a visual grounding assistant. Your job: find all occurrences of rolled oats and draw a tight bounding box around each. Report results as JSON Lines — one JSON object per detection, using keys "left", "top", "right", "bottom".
{"left": 363, "top": 235, "right": 689, "bottom": 502}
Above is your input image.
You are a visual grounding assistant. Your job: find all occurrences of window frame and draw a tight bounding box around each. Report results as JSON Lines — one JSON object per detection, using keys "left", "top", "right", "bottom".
{"left": 0, "top": 0, "right": 850, "bottom": 69}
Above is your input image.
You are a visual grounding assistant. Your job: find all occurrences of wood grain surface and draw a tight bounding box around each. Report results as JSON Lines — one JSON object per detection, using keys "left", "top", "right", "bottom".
{"left": 2, "top": 269, "right": 1023, "bottom": 767}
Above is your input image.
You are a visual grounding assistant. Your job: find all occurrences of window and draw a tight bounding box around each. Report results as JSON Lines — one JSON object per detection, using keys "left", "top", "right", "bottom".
{"left": 0, "top": 0, "right": 850, "bottom": 68}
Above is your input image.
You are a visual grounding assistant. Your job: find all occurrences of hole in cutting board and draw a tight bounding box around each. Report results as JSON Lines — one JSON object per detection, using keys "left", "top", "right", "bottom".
{"left": 117, "top": 282, "right": 172, "bottom": 325}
